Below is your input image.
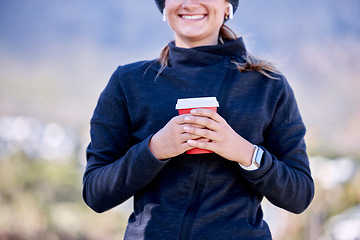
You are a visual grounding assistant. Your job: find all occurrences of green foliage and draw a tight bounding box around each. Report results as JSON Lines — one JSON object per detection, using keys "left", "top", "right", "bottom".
{"left": 0, "top": 151, "right": 359, "bottom": 239}
{"left": 0, "top": 153, "right": 129, "bottom": 240}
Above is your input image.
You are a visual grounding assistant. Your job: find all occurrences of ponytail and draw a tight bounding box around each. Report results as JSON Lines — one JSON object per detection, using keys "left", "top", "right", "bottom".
{"left": 157, "top": 24, "right": 279, "bottom": 78}
{"left": 158, "top": 42, "right": 170, "bottom": 71}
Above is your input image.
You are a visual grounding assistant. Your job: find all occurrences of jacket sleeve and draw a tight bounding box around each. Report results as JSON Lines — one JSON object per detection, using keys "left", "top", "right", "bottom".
{"left": 239, "top": 76, "right": 315, "bottom": 214}
{"left": 82, "top": 67, "right": 170, "bottom": 213}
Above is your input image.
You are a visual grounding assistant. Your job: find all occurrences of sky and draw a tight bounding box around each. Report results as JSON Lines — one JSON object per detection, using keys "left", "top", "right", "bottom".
{"left": 0, "top": 0, "right": 359, "bottom": 156}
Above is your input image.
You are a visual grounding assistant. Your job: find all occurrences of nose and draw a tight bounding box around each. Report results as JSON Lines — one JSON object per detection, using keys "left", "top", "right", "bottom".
{"left": 182, "top": 0, "right": 201, "bottom": 9}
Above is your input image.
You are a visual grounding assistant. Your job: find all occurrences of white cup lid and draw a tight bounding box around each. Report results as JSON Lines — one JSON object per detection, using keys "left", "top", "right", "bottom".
{"left": 175, "top": 97, "right": 219, "bottom": 109}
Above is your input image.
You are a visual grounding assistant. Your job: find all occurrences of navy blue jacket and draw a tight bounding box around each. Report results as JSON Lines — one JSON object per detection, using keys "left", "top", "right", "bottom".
{"left": 83, "top": 38, "right": 314, "bottom": 239}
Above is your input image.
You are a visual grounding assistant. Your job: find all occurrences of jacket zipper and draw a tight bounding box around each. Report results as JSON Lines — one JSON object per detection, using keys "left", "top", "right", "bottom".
{"left": 216, "top": 64, "right": 237, "bottom": 115}
{"left": 178, "top": 61, "right": 237, "bottom": 239}
{"left": 178, "top": 158, "right": 209, "bottom": 240}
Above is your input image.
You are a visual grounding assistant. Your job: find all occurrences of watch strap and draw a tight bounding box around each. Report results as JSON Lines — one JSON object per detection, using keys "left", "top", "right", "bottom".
{"left": 239, "top": 145, "right": 264, "bottom": 171}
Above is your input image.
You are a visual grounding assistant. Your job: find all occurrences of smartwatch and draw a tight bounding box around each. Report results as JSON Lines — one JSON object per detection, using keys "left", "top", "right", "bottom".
{"left": 239, "top": 145, "right": 264, "bottom": 171}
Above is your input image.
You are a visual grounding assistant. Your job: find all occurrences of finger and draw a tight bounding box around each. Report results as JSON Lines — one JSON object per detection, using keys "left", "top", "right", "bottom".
{"left": 183, "top": 123, "right": 207, "bottom": 130}
{"left": 180, "top": 132, "right": 203, "bottom": 142}
{"left": 184, "top": 115, "right": 218, "bottom": 132}
{"left": 187, "top": 139, "right": 213, "bottom": 150}
{"left": 173, "top": 114, "right": 209, "bottom": 128}
{"left": 184, "top": 125, "right": 216, "bottom": 141}
{"left": 172, "top": 114, "right": 191, "bottom": 125}
{"left": 197, "top": 137, "right": 210, "bottom": 142}
{"left": 180, "top": 141, "right": 195, "bottom": 152}
{"left": 190, "top": 108, "right": 223, "bottom": 123}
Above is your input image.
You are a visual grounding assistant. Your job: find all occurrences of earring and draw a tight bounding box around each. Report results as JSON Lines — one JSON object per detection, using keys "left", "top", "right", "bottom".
{"left": 228, "top": 3, "right": 234, "bottom": 19}
{"left": 163, "top": 8, "right": 167, "bottom": 22}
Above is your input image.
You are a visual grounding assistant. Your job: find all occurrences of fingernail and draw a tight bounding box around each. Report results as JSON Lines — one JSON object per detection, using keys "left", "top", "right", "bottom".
{"left": 184, "top": 116, "right": 191, "bottom": 121}
{"left": 190, "top": 109, "right": 197, "bottom": 114}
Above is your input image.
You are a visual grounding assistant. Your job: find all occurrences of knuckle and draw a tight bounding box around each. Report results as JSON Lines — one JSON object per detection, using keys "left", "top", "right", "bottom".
{"left": 198, "top": 141, "right": 208, "bottom": 149}
{"left": 204, "top": 118, "right": 212, "bottom": 126}
{"left": 208, "top": 109, "right": 215, "bottom": 116}
{"left": 184, "top": 125, "right": 194, "bottom": 134}
{"left": 186, "top": 133, "right": 195, "bottom": 140}
{"left": 202, "top": 130, "right": 210, "bottom": 138}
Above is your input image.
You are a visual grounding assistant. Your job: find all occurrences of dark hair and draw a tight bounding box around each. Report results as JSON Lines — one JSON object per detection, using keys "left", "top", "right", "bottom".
{"left": 157, "top": 24, "right": 280, "bottom": 78}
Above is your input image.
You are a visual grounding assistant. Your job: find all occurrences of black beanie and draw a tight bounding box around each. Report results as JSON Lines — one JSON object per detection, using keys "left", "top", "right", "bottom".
{"left": 155, "top": 0, "right": 239, "bottom": 14}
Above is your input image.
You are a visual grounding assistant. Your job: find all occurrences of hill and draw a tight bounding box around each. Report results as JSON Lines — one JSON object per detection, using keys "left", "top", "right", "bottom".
{"left": 0, "top": 0, "right": 359, "bottom": 156}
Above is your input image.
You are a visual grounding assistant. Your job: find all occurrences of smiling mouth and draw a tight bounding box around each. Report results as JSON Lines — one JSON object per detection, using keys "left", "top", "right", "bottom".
{"left": 180, "top": 14, "right": 206, "bottom": 20}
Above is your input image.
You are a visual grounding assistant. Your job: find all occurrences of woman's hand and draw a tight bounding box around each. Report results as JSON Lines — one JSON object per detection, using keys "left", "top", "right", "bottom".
{"left": 183, "top": 109, "right": 255, "bottom": 166}
{"left": 149, "top": 114, "right": 204, "bottom": 160}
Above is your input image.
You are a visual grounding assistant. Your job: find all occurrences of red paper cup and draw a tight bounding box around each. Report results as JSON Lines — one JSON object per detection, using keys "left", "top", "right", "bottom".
{"left": 175, "top": 97, "right": 219, "bottom": 154}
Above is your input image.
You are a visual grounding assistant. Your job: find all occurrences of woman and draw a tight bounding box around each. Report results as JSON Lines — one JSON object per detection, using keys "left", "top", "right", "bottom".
{"left": 83, "top": 0, "right": 315, "bottom": 239}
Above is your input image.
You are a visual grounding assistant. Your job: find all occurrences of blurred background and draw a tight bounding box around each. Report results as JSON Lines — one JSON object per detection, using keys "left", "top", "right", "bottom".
{"left": 0, "top": 0, "right": 359, "bottom": 239}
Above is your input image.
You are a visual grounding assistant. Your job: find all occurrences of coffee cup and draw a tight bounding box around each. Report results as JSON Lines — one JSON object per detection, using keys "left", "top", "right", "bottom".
{"left": 175, "top": 97, "right": 219, "bottom": 154}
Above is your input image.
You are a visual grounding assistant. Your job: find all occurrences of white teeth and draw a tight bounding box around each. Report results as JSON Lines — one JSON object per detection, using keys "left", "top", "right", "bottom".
{"left": 181, "top": 15, "right": 205, "bottom": 20}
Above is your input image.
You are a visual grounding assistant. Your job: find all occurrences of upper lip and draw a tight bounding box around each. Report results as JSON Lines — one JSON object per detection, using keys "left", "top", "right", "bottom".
{"left": 179, "top": 13, "right": 207, "bottom": 16}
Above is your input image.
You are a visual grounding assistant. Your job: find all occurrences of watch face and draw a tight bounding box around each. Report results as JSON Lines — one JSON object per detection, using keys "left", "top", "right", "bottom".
{"left": 255, "top": 147, "right": 264, "bottom": 167}
{"left": 239, "top": 146, "right": 264, "bottom": 171}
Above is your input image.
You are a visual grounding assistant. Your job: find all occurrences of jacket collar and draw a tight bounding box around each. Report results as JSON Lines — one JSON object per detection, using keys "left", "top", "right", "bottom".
{"left": 167, "top": 37, "right": 247, "bottom": 67}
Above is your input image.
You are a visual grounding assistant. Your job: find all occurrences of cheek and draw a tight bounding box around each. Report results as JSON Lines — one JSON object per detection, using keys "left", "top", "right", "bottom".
{"left": 166, "top": 11, "right": 178, "bottom": 30}
{"left": 165, "top": 0, "right": 178, "bottom": 12}
{"left": 212, "top": 11, "right": 225, "bottom": 28}
{"left": 164, "top": 1, "right": 179, "bottom": 20}
{"left": 216, "top": 6, "right": 227, "bottom": 23}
